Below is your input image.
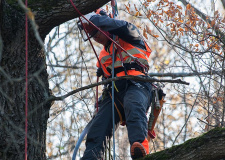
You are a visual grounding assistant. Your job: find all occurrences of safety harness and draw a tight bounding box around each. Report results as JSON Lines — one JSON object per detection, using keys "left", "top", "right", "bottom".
{"left": 96, "top": 36, "right": 151, "bottom": 78}
{"left": 69, "top": 1, "right": 166, "bottom": 159}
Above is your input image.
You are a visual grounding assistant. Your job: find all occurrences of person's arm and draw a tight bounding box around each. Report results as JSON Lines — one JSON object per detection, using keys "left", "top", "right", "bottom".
{"left": 90, "top": 15, "right": 146, "bottom": 50}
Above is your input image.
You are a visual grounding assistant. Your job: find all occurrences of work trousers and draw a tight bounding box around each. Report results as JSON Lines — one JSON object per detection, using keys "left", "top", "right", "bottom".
{"left": 81, "top": 79, "right": 152, "bottom": 160}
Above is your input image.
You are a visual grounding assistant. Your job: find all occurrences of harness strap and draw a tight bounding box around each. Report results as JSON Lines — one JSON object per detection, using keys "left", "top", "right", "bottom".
{"left": 116, "top": 46, "right": 128, "bottom": 75}
{"left": 98, "top": 62, "right": 145, "bottom": 78}
{"left": 114, "top": 63, "right": 145, "bottom": 76}
{"left": 109, "top": 92, "right": 124, "bottom": 124}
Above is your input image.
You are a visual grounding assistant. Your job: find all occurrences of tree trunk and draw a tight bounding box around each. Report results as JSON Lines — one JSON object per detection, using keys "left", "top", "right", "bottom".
{"left": 0, "top": 1, "right": 51, "bottom": 160}
{"left": 143, "top": 128, "right": 225, "bottom": 160}
{"left": 0, "top": 0, "right": 110, "bottom": 159}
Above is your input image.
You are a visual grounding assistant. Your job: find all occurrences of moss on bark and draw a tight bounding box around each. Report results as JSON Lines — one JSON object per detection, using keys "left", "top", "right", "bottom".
{"left": 140, "top": 127, "right": 225, "bottom": 160}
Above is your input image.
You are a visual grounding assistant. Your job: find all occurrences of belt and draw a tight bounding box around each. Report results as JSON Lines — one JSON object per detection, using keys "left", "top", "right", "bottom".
{"left": 114, "top": 63, "right": 145, "bottom": 76}
{"left": 97, "top": 63, "right": 145, "bottom": 78}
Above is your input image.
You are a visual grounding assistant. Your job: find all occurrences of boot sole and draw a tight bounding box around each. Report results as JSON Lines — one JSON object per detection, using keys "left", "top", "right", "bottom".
{"left": 130, "top": 142, "right": 147, "bottom": 159}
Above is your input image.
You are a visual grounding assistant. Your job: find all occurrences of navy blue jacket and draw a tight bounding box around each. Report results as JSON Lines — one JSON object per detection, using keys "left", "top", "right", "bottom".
{"left": 90, "top": 14, "right": 146, "bottom": 50}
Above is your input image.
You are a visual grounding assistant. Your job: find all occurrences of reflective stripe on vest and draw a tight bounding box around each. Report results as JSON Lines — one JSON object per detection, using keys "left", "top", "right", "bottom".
{"left": 96, "top": 38, "right": 151, "bottom": 77}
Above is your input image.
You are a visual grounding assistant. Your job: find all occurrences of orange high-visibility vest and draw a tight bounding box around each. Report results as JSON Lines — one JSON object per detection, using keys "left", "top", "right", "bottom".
{"left": 96, "top": 38, "right": 151, "bottom": 78}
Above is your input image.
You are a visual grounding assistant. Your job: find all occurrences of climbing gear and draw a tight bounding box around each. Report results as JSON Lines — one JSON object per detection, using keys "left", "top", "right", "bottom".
{"left": 77, "top": 21, "right": 98, "bottom": 41}
{"left": 71, "top": 0, "right": 113, "bottom": 115}
{"left": 130, "top": 138, "right": 149, "bottom": 159}
{"left": 69, "top": 1, "right": 154, "bottom": 160}
{"left": 77, "top": 10, "right": 111, "bottom": 41}
{"left": 77, "top": 13, "right": 98, "bottom": 41}
{"left": 109, "top": 92, "right": 124, "bottom": 125}
{"left": 114, "top": 62, "right": 145, "bottom": 76}
{"left": 75, "top": 6, "right": 150, "bottom": 74}
{"left": 148, "top": 86, "right": 166, "bottom": 140}
{"left": 106, "top": 3, "right": 118, "bottom": 158}
{"left": 96, "top": 38, "right": 151, "bottom": 78}
{"left": 78, "top": 8, "right": 113, "bottom": 41}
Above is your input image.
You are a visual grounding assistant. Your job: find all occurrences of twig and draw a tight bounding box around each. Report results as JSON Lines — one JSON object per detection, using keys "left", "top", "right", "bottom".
{"left": 149, "top": 70, "right": 224, "bottom": 78}
{"left": 172, "top": 85, "right": 201, "bottom": 146}
{"left": 197, "top": 118, "right": 218, "bottom": 127}
{"left": 47, "top": 64, "right": 96, "bottom": 70}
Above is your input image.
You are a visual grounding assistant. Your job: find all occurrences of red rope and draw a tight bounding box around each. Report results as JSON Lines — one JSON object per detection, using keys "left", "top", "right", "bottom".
{"left": 69, "top": 0, "right": 151, "bottom": 113}
{"left": 95, "top": 77, "right": 99, "bottom": 112}
{"left": 69, "top": 0, "right": 148, "bottom": 72}
{"left": 69, "top": 0, "right": 102, "bottom": 111}
{"left": 25, "top": 0, "right": 28, "bottom": 159}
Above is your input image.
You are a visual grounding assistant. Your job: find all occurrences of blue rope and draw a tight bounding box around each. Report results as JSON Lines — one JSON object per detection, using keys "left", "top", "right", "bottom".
{"left": 112, "top": 1, "right": 118, "bottom": 17}
{"left": 111, "top": 36, "right": 116, "bottom": 160}
{"left": 111, "top": 1, "right": 118, "bottom": 159}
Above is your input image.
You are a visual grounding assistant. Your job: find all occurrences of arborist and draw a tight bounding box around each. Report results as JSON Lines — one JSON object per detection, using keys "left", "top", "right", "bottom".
{"left": 78, "top": 9, "right": 153, "bottom": 160}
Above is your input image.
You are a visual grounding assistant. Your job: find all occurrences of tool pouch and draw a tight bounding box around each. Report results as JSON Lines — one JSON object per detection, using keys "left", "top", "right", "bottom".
{"left": 147, "top": 88, "right": 166, "bottom": 140}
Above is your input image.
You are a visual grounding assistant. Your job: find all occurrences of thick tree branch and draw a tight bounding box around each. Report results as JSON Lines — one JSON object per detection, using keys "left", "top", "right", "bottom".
{"left": 51, "top": 75, "right": 189, "bottom": 101}
{"left": 27, "top": 0, "right": 111, "bottom": 37}
{"left": 28, "top": 76, "right": 189, "bottom": 118}
{"left": 143, "top": 127, "right": 225, "bottom": 160}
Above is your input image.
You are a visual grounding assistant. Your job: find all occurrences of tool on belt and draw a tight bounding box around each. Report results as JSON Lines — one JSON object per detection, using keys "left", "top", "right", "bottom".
{"left": 147, "top": 85, "right": 166, "bottom": 141}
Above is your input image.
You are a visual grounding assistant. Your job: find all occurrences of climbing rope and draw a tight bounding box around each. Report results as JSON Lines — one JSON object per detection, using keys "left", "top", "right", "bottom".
{"left": 25, "top": 0, "right": 28, "bottom": 159}
{"left": 111, "top": 0, "right": 118, "bottom": 159}
{"left": 69, "top": 1, "right": 151, "bottom": 159}
{"left": 70, "top": 0, "right": 148, "bottom": 73}
{"left": 69, "top": 0, "right": 107, "bottom": 113}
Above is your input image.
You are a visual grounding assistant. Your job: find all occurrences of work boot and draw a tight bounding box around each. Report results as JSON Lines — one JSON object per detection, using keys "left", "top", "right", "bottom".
{"left": 130, "top": 138, "right": 149, "bottom": 159}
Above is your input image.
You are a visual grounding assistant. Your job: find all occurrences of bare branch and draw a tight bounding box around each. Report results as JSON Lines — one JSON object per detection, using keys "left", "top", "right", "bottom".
{"left": 149, "top": 70, "right": 223, "bottom": 78}
{"left": 178, "top": 0, "right": 225, "bottom": 46}
{"left": 47, "top": 64, "right": 96, "bottom": 70}
{"left": 172, "top": 86, "right": 202, "bottom": 146}
{"left": 52, "top": 75, "right": 189, "bottom": 101}
{"left": 197, "top": 118, "right": 218, "bottom": 127}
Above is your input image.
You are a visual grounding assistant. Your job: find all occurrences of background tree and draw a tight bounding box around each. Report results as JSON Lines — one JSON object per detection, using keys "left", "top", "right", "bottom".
{"left": 1, "top": 0, "right": 225, "bottom": 160}
{"left": 46, "top": 0, "right": 225, "bottom": 159}
{"left": 128, "top": 0, "right": 225, "bottom": 156}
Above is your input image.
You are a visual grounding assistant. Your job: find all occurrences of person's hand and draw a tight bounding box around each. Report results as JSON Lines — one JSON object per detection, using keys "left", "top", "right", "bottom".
{"left": 96, "top": 68, "right": 104, "bottom": 77}
{"left": 95, "top": 8, "right": 108, "bottom": 16}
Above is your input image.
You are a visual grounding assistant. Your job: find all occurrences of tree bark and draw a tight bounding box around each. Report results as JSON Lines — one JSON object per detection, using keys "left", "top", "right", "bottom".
{"left": 143, "top": 128, "right": 225, "bottom": 160}
{"left": 0, "top": 0, "right": 110, "bottom": 159}
{"left": 0, "top": 1, "right": 51, "bottom": 159}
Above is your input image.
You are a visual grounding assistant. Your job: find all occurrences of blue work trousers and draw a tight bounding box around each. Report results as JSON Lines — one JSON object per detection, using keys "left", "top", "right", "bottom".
{"left": 81, "top": 79, "right": 152, "bottom": 160}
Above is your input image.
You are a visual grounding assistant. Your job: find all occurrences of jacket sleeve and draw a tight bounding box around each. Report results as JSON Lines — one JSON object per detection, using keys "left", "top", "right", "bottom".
{"left": 90, "top": 15, "right": 146, "bottom": 50}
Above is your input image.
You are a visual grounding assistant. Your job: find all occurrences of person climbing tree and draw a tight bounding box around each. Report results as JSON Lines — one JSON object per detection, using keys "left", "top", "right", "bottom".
{"left": 78, "top": 9, "right": 153, "bottom": 160}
